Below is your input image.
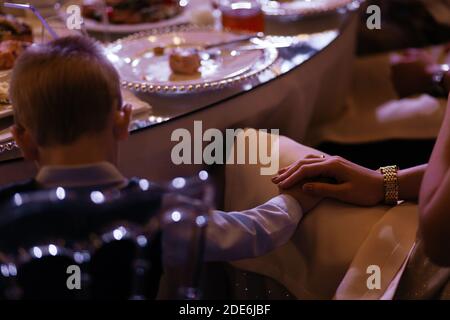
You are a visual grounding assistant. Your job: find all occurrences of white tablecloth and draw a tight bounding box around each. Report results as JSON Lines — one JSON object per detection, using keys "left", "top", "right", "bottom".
{"left": 307, "top": 47, "right": 450, "bottom": 146}
{"left": 0, "top": 14, "right": 359, "bottom": 185}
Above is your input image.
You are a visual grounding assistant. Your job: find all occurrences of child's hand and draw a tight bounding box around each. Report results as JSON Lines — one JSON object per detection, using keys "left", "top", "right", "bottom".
{"left": 279, "top": 186, "right": 322, "bottom": 214}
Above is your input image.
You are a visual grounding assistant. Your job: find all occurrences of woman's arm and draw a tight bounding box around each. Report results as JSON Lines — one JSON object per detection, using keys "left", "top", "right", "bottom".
{"left": 273, "top": 156, "right": 426, "bottom": 206}
{"left": 398, "top": 164, "right": 427, "bottom": 201}
{"left": 419, "top": 95, "right": 450, "bottom": 266}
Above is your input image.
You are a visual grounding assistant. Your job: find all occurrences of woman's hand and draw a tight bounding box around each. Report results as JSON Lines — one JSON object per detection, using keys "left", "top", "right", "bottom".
{"left": 272, "top": 155, "right": 385, "bottom": 206}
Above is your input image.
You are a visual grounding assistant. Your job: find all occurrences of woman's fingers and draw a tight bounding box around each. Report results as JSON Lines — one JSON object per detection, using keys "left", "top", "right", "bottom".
{"left": 277, "top": 156, "right": 347, "bottom": 189}
{"left": 277, "top": 166, "right": 289, "bottom": 175}
{"left": 278, "top": 154, "right": 325, "bottom": 175}
{"left": 277, "top": 162, "right": 331, "bottom": 189}
{"left": 304, "top": 154, "right": 327, "bottom": 159}
{"left": 272, "top": 157, "right": 326, "bottom": 184}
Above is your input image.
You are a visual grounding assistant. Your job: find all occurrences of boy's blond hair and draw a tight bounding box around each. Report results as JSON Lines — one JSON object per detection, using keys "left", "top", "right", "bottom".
{"left": 10, "top": 36, "right": 122, "bottom": 147}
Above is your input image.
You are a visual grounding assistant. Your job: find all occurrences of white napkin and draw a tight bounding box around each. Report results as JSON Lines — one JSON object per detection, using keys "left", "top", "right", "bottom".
{"left": 121, "top": 89, "right": 152, "bottom": 116}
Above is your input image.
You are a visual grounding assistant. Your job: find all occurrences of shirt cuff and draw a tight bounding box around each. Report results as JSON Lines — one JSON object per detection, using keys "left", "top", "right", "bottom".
{"left": 269, "top": 194, "right": 303, "bottom": 223}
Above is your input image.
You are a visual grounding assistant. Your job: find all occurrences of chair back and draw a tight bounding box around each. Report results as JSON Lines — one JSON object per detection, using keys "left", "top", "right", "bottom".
{"left": 0, "top": 171, "right": 214, "bottom": 300}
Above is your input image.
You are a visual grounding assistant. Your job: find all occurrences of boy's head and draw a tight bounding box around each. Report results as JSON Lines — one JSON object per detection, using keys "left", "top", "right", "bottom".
{"left": 10, "top": 36, "right": 131, "bottom": 166}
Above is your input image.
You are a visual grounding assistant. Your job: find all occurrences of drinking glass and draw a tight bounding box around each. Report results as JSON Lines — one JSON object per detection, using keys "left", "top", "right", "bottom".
{"left": 219, "top": 0, "right": 265, "bottom": 33}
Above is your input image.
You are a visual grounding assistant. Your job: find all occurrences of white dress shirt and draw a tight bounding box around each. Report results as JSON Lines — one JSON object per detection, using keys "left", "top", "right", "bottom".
{"left": 204, "top": 194, "right": 302, "bottom": 261}
{"left": 35, "top": 162, "right": 302, "bottom": 262}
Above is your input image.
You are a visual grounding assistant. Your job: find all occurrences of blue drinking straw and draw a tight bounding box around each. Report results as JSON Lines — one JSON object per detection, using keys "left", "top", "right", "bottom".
{"left": 3, "top": 2, "right": 59, "bottom": 39}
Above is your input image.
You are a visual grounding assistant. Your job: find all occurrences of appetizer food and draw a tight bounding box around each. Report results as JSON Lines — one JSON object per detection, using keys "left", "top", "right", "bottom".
{"left": 169, "top": 48, "right": 201, "bottom": 75}
{"left": 190, "top": 9, "right": 215, "bottom": 26}
{"left": 153, "top": 46, "right": 165, "bottom": 56}
{"left": 0, "top": 40, "right": 30, "bottom": 71}
{"left": 82, "top": 0, "right": 184, "bottom": 25}
{"left": 0, "top": 15, "right": 33, "bottom": 71}
{"left": 0, "top": 81, "right": 9, "bottom": 104}
{"left": 0, "top": 14, "right": 33, "bottom": 43}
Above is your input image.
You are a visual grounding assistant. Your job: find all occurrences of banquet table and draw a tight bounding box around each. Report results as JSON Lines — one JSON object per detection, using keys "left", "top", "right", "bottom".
{"left": 0, "top": 4, "right": 359, "bottom": 186}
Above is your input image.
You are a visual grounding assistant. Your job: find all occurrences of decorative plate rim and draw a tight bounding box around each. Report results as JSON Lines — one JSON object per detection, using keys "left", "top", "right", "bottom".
{"left": 0, "top": 140, "right": 18, "bottom": 155}
{"left": 107, "top": 26, "right": 280, "bottom": 94}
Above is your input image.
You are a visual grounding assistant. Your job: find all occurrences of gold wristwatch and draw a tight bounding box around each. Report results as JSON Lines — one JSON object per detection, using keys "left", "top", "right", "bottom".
{"left": 379, "top": 165, "right": 399, "bottom": 205}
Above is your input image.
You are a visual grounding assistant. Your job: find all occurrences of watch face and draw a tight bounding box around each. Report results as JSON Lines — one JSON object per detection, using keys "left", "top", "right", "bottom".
{"left": 431, "top": 69, "right": 448, "bottom": 97}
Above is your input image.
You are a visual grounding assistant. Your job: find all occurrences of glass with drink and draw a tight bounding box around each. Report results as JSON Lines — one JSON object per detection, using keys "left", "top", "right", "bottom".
{"left": 220, "top": 0, "right": 265, "bottom": 33}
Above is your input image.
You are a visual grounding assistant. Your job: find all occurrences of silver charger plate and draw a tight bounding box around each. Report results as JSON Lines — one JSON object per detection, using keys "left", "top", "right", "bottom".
{"left": 106, "top": 27, "right": 279, "bottom": 94}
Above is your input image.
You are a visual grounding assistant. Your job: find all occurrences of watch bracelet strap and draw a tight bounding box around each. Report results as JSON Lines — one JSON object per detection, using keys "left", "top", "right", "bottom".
{"left": 380, "top": 165, "right": 399, "bottom": 205}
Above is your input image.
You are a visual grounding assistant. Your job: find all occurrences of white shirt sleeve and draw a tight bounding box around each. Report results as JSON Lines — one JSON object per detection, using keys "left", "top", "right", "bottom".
{"left": 204, "top": 194, "right": 303, "bottom": 261}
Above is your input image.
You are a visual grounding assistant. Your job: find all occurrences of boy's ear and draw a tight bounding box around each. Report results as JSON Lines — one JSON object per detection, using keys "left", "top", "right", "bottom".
{"left": 113, "top": 104, "right": 132, "bottom": 141}
{"left": 11, "top": 125, "right": 39, "bottom": 161}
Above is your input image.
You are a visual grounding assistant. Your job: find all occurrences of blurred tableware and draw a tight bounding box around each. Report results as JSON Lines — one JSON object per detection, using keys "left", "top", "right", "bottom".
{"left": 25, "top": 0, "right": 58, "bottom": 17}
{"left": 121, "top": 89, "right": 153, "bottom": 117}
{"left": 37, "top": 14, "right": 86, "bottom": 43}
{"left": 0, "top": 127, "right": 13, "bottom": 144}
{"left": 4, "top": 2, "right": 59, "bottom": 39}
{"left": 153, "top": 34, "right": 260, "bottom": 55}
{"left": 262, "top": 0, "right": 356, "bottom": 17}
{"left": 59, "top": 0, "right": 193, "bottom": 35}
{"left": 0, "top": 104, "right": 13, "bottom": 119}
{"left": 189, "top": 7, "right": 215, "bottom": 26}
{"left": 106, "top": 28, "right": 278, "bottom": 94}
{"left": 219, "top": 0, "right": 265, "bottom": 33}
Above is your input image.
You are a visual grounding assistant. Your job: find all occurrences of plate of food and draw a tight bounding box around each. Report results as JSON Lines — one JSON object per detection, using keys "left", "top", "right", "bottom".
{"left": 0, "top": 81, "right": 12, "bottom": 119}
{"left": 0, "top": 14, "right": 34, "bottom": 119}
{"left": 106, "top": 28, "right": 279, "bottom": 93}
{"left": 0, "top": 14, "right": 33, "bottom": 71}
{"left": 75, "top": 0, "right": 193, "bottom": 34}
{"left": 262, "top": 0, "right": 355, "bottom": 17}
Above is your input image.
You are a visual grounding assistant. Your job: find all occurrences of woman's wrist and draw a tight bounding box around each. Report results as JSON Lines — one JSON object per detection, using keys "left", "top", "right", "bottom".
{"left": 367, "top": 165, "right": 424, "bottom": 205}
{"left": 379, "top": 166, "right": 400, "bottom": 205}
{"left": 372, "top": 169, "right": 386, "bottom": 205}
